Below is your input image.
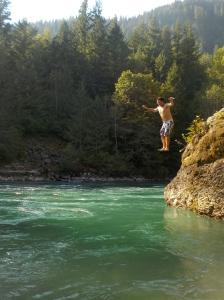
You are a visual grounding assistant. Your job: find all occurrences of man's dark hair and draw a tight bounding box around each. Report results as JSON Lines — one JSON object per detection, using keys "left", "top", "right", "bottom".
{"left": 157, "top": 97, "right": 164, "bottom": 102}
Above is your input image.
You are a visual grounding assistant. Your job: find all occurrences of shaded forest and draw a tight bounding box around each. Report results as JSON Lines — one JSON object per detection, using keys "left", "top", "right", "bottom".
{"left": 0, "top": 0, "right": 224, "bottom": 178}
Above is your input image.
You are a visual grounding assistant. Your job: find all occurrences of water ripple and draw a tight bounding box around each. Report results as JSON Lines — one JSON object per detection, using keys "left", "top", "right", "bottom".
{"left": 1, "top": 182, "right": 224, "bottom": 300}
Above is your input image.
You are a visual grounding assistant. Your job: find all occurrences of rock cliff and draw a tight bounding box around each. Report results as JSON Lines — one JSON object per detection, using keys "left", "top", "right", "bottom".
{"left": 164, "top": 110, "right": 224, "bottom": 220}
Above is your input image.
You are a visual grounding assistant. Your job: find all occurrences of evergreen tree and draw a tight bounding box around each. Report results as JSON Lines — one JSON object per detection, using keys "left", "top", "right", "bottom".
{"left": 155, "top": 25, "right": 173, "bottom": 82}
{"left": 66, "top": 79, "right": 92, "bottom": 151}
{"left": 180, "top": 19, "right": 202, "bottom": 99}
{"left": 34, "top": 28, "right": 52, "bottom": 81}
{"left": 164, "top": 62, "right": 185, "bottom": 128}
{"left": 82, "top": 95, "right": 111, "bottom": 168}
{"left": 128, "top": 22, "right": 149, "bottom": 73}
{"left": 107, "top": 17, "right": 130, "bottom": 93}
{"left": 9, "top": 20, "right": 44, "bottom": 133}
{"left": 11, "top": 20, "right": 37, "bottom": 61}
{"left": 49, "top": 20, "right": 83, "bottom": 123}
{"left": 172, "top": 19, "right": 183, "bottom": 67}
{"left": 76, "top": 0, "right": 90, "bottom": 53}
{"left": 146, "top": 16, "right": 163, "bottom": 75}
{"left": 0, "top": 4, "right": 22, "bottom": 161}
{"left": 87, "top": 0, "right": 110, "bottom": 95}
{"left": 0, "top": 0, "right": 11, "bottom": 29}
{"left": 128, "top": 22, "right": 148, "bottom": 54}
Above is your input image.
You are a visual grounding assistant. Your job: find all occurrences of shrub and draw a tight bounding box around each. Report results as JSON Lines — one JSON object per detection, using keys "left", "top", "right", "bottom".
{"left": 182, "top": 115, "right": 207, "bottom": 144}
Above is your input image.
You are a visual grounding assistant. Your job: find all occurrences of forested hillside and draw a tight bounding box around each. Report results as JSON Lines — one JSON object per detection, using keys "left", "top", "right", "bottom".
{"left": 0, "top": 0, "right": 224, "bottom": 178}
{"left": 118, "top": 0, "right": 224, "bottom": 54}
{"left": 33, "top": 0, "right": 224, "bottom": 54}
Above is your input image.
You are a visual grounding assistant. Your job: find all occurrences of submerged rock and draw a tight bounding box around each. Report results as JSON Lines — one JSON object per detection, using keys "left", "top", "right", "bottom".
{"left": 164, "top": 110, "right": 224, "bottom": 220}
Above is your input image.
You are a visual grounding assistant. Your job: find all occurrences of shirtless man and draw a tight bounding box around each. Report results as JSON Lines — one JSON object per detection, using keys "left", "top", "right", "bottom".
{"left": 142, "top": 97, "right": 174, "bottom": 151}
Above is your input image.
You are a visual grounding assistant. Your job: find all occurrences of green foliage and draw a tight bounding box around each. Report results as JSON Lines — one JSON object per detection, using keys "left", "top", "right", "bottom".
{"left": 180, "top": 20, "right": 202, "bottom": 97}
{"left": 107, "top": 18, "right": 130, "bottom": 85}
{"left": 102, "top": 152, "right": 136, "bottom": 177}
{"left": 128, "top": 17, "right": 163, "bottom": 75}
{"left": 208, "top": 46, "right": 224, "bottom": 85}
{"left": 59, "top": 144, "right": 83, "bottom": 173}
{"left": 128, "top": 22, "right": 148, "bottom": 54}
{"left": 194, "top": 46, "right": 224, "bottom": 119}
{"left": 75, "top": 0, "right": 90, "bottom": 53}
{"left": 0, "top": 126, "right": 22, "bottom": 163}
{"left": 114, "top": 70, "right": 161, "bottom": 110}
{"left": 206, "top": 84, "right": 224, "bottom": 112}
{"left": 164, "top": 62, "right": 182, "bottom": 96}
{"left": 155, "top": 25, "right": 173, "bottom": 82}
{"left": 182, "top": 115, "right": 207, "bottom": 144}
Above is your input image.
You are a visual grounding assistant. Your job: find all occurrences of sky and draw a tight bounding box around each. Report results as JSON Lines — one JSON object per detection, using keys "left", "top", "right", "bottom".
{"left": 9, "top": 0, "right": 175, "bottom": 23}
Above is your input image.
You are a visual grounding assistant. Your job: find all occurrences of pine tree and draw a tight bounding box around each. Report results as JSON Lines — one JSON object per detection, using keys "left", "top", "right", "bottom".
{"left": 128, "top": 22, "right": 148, "bottom": 54}
{"left": 76, "top": 0, "right": 90, "bottom": 53}
{"left": 10, "top": 20, "right": 41, "bottom": 131}
{"left": 107, "top": 17, "right": 129, "bottom": 93}
{"left": 172, "top": 19, "right": 183, "bottom": 67}
{"left": 49, "top": 20, "right": 83, "bottom": 122}
{"left": 87, "top": 0, "right": 110, "bottom": 95}
{"left": 128, "top": 22, "right": 149, "bottom": 73}
{"left": 146, "top": 16, "right": 163, "bottom": 75}
{"left": 0, "top": 0, "right": 11, "bottom": 29}
{"left": 83, "top": 95, "right": 111, "bottom": 168}
{"left": 180, "top": 19, "right": 202, "bottom": 99}
{"left": 66, "top": 78, "right": 92, "bottom": 151}
{"left": 0, "top": 2, "right": 22, "bottom": 160}
{"left": 155, "top": 25, "right": 173, "bottom": 82}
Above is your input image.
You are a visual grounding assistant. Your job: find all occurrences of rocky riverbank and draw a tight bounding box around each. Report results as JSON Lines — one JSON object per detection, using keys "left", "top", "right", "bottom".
{"left": 0, "top": 162, "right": 150, "bottom": 182}
{"left": 164, "top": 110, "right": 224, "bottom": 220}
{"left": 0, "top": 137, "right": 64, "bottom": 182}
{"left": 0, "top": 136, "right": 169, "bottom": 182}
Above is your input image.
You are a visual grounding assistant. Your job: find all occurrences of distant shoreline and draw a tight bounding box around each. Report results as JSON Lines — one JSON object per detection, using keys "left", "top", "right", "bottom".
{"left": 0, "top": 174, "right": 172, "bottom": 183}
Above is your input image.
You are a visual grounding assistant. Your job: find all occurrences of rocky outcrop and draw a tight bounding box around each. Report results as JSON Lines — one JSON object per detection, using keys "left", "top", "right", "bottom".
{"left": 164, "top": 110, "right": 224, "bottom": 220}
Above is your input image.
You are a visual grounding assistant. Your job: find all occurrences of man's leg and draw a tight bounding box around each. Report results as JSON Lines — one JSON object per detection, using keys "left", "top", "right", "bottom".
{"left": 165, "top": 136, "right": 170, "bottom": 150}
{"left": 159, "top": 135, "right": 166, "bottom": 151}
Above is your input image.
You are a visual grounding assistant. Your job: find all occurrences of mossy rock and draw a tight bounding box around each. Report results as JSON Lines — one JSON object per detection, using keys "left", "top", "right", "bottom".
{"left": 182, "top": 117, "right": 224, "bottom": 167}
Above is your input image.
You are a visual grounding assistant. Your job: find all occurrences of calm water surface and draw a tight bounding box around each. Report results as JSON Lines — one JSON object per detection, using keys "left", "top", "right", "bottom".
{"left": 0, "top": 181, "right": 224, "bottom": 300}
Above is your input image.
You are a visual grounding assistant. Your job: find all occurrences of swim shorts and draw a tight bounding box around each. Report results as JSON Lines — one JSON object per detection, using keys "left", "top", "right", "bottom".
{"left": 160, "top": 119, "right": 174, "bottom": 136}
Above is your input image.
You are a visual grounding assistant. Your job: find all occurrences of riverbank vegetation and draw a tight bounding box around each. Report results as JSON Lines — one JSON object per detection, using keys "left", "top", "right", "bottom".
{"left": 0, "top": 0, "right": 224, "bottom": 178}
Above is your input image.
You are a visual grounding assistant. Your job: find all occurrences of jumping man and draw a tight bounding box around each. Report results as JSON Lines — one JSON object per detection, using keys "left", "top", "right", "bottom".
{"left": 142, "top": 97, "right": 174, "bottom": 151}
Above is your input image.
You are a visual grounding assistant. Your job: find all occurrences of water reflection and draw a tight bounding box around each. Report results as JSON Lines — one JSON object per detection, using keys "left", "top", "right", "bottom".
{"left": 163, "top": 207, "right": 224, "bottom": 299}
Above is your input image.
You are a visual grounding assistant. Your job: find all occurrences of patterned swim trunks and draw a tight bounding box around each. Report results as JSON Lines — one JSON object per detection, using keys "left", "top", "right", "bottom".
{"left": 160, "top": 119, "right": 174, "bottom": 136}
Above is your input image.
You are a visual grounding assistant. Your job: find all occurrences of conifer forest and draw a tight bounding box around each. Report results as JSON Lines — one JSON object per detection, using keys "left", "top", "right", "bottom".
{"left": 0, "top": 0, "right": 224, "bottom": 178}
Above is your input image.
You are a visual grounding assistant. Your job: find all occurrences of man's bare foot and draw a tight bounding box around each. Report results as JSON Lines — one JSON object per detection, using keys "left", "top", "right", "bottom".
{"left": 158, "top": 148, "right": 169, "bottom": 152}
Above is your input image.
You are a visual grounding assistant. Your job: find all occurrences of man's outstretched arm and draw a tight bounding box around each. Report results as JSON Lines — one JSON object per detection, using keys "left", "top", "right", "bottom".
{"left": 142, "top": 105, "right": 158, "bottom": 112}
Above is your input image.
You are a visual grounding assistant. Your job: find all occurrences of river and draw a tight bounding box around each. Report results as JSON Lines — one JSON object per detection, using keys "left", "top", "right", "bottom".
{"left": 0, "top": 181, "right": 224, "bottom": 299}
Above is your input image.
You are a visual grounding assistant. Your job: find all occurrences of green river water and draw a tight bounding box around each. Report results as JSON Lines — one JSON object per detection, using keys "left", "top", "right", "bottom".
{"left": 0, "top": 181, "right": 224, "bottom": 300}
